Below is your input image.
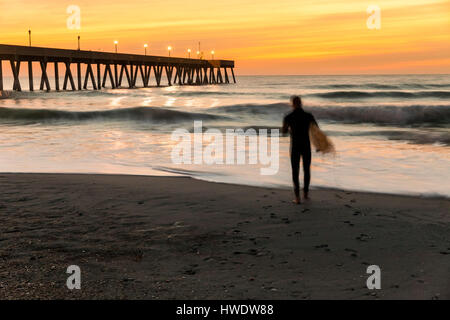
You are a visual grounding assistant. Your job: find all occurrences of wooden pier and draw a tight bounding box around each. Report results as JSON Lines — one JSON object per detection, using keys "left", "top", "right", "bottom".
{"left": 0, "top": 44, "right": 236, "bottom": 92}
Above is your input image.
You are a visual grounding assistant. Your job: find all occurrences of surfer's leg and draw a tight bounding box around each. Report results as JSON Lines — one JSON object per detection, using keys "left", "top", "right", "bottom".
{"left": 302, "top": 149, "right": 311, "bottom": 198}
{"left": 291, "top": 149, "right": 301, "bottom": 203}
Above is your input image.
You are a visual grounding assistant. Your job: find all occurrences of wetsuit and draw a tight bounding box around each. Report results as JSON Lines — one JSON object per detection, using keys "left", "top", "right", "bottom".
{"left": 282, "top": 108, "right": 318, "bottom": 198}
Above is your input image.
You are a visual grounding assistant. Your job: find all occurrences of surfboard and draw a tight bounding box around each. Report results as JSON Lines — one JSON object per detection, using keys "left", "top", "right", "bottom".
{"left": 309, "top": 123, "right": 335, "bottom": 154}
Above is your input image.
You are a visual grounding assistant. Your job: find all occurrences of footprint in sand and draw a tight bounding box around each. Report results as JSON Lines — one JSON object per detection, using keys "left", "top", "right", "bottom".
{"left": 314, "top": 244, "right": 329, "bottom": 251}
{"left": 345, "top": 248, "right": 358, "bottom": 257}
{"left": 183, "top": 268, "right": 197, "bottom": 275}
{"left": 356, "top": 234, "right": 371, "bottom": 242}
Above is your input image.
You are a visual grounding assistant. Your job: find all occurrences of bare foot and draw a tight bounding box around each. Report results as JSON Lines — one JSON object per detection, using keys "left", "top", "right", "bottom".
{"left": 292, "top": 196, "right": 301, "bottom": 204}
{"left": 303, "top": 192, "right": 310, "bottom": 200}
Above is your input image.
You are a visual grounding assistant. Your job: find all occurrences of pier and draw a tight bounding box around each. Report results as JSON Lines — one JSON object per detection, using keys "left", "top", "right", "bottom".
{"left": 0, "top": 44, "right": 236, "bottom": 92}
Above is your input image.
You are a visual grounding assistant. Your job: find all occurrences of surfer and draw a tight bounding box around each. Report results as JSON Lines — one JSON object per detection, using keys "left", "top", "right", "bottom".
{"left": 282, "top": 95, "right": 318, "bottom": 204}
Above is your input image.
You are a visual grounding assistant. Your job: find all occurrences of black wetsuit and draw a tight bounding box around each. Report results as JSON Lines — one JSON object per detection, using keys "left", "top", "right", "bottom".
{"left": 282, "top": 108, "right": 317, "bottom": 198}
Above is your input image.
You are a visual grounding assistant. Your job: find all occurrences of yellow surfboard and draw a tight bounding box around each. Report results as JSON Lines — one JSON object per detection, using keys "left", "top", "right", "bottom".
{"left": 309, "top": 123, "right": 335, "bottom": 154}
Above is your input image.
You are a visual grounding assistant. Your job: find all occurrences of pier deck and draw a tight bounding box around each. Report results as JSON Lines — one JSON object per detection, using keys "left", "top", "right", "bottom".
{"left": 0, "top": 44, "right": 236, "bottom": 92}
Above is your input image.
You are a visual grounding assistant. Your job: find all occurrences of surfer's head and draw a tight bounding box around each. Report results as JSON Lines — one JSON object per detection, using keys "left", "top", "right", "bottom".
{"left": 290, "top": 95, "right": 302, "bottom": 110}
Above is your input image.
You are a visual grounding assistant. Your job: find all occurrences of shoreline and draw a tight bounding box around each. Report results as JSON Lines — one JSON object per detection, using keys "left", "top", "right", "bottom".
{"left": 0, "top": 173, "right": 449, "bottom": 299}
{"left": 1, "top": 171, "right": 449, "bottom": 201}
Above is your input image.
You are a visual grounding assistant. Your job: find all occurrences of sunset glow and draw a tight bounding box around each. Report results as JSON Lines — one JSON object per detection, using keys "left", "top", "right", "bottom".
{"left": 0, "top": 0, "right": 449, "bottom": 74}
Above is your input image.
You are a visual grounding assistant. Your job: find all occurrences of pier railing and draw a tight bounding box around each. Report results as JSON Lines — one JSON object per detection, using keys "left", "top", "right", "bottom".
{"left": 0, "top": 44, "right": 236, "bottom": 91}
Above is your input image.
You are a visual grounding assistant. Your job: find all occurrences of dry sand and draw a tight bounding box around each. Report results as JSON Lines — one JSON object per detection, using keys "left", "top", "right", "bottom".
{"left": 0, "top": 173, "right": 448, "bottom": 299}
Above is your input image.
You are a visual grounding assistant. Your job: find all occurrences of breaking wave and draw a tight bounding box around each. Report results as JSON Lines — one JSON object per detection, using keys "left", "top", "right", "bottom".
{"left": 309, "top": 90, "right": 450, "bottom": 99}
{"left": 307, "top": 83, "right": 450, "bottom": 90}
{"left": 0, "top": 106, "right": 226, "bottom": 123}
{"left": 212, "top": 103, "right": 450, "bottom": 126}
{"left": 326, "top": 129, "right": 450, "bottom": 146}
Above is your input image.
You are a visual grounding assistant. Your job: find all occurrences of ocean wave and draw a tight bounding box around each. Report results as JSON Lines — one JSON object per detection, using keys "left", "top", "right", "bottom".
{"left": 0, "top": 91, "right": 13, "bottom": 99}
{"left": 309, "top": 90, "right": 450, "bottom": 99}
{"left": 165, "top": 90, "right": 284, "bottom": 98}
{"left": 210, "top": 103, "right": 291, "bottom": 114}
{"left": 212, "top": 103, "right": 450, "bottom": 125}
{"left": 326, "top": 129, "right": 450, "bottom": 146}
{"left": 0, "top": 106, "right": 226, "bottom": 123}
{"left": 166, "top": 91, "right": 238, "bottom": 97}
{"left": 373, "top": 130, "right": 450, "bottom": 146}
{"left": 308, "top": 83, "right": 450, "bottom": 90}
{"left": 308, "top": 105, "right": 450, "bottom": 125}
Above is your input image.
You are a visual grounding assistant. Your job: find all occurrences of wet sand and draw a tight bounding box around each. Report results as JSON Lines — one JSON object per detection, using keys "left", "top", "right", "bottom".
{"left": 0, "top": 173, "right": 448, "bottom": 299}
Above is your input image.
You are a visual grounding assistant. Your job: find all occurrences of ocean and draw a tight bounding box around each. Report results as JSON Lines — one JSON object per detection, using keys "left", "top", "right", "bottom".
{"left": 0, "top": 74, "right": 449, "bottom": 197}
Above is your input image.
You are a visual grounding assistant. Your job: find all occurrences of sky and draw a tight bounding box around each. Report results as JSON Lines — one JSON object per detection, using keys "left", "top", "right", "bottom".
{"left": 0, "top": 0, "right": 449, "bottom": 75}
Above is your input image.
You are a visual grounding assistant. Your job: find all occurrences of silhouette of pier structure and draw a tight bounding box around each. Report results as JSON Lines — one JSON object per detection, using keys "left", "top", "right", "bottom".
{"left": 0, "top": 44, "right": 236, "bottom": 92}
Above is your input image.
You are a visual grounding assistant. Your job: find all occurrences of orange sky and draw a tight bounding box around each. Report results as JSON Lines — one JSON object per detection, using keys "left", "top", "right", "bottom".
{"left": 0, "top": 0, "right": 449, "bottom": 74}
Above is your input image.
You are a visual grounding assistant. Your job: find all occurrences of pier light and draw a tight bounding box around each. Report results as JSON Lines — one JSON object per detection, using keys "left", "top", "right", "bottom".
{"left": 28, "top": 28, "right": 31, "bottom": 47}
{"left": 211, "top": 50, "right": 215, "bottom": 60}
{"left": 187, "top": 49, "right": 191, "bottom": 58}
{"left": 168, "top": 46, "right": 172, "bottom": 57}
{"left": 144, "top": 44, "right": 148, "bottom": 56}
{"left": 77, "top": 35, "right": 80, "bottom": 50}
{"left": 114, "top": 40, "right": 118, "bottom": 53}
